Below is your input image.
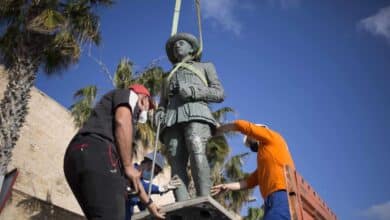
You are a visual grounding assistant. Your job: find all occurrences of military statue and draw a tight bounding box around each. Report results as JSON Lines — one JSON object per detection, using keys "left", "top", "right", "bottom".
{"left": 155, "top": 33, "right": 224, "bottom": 201}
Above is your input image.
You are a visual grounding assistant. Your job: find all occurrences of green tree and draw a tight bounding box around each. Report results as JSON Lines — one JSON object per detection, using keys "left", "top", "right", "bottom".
{"left": 70, "top": 85, "right": 97, "bottom": 127}
{"left": 244, "top": 206, "right": 264, "bottom": 220}
{"left": 0, "top": 0, "right": 112, "bottom": 175}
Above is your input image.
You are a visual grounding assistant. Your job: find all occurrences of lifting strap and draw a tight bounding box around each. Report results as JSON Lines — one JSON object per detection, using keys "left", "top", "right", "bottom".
{"left": 166, "top": 62, "right": 208, "bottom": 86}
{"left": 171, "top": 0, "right": 182, "bottom": 36}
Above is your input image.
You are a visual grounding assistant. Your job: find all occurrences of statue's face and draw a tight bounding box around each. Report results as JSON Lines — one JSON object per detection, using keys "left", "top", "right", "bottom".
{"left": 173, "top": 39, "right": 194, "bottom": 61}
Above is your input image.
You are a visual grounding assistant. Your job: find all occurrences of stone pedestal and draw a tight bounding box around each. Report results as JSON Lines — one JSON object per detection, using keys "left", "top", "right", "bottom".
{"left": 132, "top": 196, "right": 239, "bottom": 220}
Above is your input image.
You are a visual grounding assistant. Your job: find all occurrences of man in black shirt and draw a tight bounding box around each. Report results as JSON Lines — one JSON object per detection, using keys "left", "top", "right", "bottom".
{"left": 64, "top": 84, "right": 165, "bottom": 220}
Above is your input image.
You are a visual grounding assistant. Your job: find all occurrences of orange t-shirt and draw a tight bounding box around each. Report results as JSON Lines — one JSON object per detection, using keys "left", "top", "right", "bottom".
{"left": 234, "top": 120, "right": 295, "bottom": 199}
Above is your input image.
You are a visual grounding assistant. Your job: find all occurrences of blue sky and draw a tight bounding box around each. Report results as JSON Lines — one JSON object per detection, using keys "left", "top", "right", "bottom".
{"left": 35, "top": 1, "right": 390, "bottom": 219}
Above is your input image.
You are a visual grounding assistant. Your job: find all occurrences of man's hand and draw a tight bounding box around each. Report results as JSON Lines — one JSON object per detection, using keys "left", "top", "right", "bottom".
{"left": 211, "top": 181, "right": 243, "bottom": 196}
{"left": 147, "top": 202, "right": 166, "bottom": 219}
{"left": 210, "top": 184, "right": 229, "bottom": 196}
{"left": 215, "top": 123, "right": 236, "bottom": 136}
{"left": 124, "top": 165, "right": 141, "bottom": 193}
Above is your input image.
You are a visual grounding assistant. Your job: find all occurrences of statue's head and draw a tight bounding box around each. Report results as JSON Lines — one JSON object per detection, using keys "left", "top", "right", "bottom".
{"left": 166, "top": 33, "right": 201, "bottom": 64}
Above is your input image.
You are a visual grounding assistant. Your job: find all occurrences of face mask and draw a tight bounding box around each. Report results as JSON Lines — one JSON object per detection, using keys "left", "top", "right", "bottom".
{"left": 142, "top": 170, "right": 152, "bottom": 181}
{"left": 129, "top": 91, "right": 148, "bottom": 123}
{"left": 249, "top": 142, "right": 259, "bottom": 152}
{"left": 129, "top": 91, "right": 138, "bottom": 114}
{"left": 138, "top": 110, "right": 148, "bottom": 124}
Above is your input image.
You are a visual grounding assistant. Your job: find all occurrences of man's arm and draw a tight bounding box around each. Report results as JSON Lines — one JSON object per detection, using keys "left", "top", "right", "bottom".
{"left": 137, "top": 180, "right": 166, "bottom": 219}
{"left": 115, "top": 106, "right": 165, "bottom": 219}
{"left": 115, "top": 106, "right": 140, "bottom": 192}
{"left": 210, "top": 180, "right": 249, "bottom": 196}
{"left": 245, "top": 169, "right": 259, "bottom": 189}
{"left": 211, "top": 169, "right": 258, "bottom": 196}
{"left": 217, "top": 120, "right": 274, "bottom": 144}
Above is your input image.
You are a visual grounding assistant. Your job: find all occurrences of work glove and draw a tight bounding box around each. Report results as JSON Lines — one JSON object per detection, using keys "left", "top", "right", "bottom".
{"left": 159, "top": 175, "right": 182, "bottom": 193}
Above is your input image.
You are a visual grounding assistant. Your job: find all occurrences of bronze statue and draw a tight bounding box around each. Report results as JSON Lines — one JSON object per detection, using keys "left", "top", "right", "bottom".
{"left": 155, "top": 33, "right": 224, "bottom": 201}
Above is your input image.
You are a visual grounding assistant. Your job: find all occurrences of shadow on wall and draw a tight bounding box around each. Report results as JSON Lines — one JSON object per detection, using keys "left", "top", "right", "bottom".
{"left": 15, "top": 190, "right": 85, "bottom": 220}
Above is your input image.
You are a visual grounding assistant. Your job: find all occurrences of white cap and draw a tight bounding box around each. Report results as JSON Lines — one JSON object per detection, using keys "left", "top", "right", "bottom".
{"left": 243, "top": 124, "right": 268, "bottom": 146}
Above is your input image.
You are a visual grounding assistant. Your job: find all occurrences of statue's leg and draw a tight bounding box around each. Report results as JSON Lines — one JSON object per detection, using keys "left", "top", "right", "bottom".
{"left": 162, "top": 125, "right": 190, "bottom": 201}
{"left": 184, "top": 122, "right": 211, "bottom": 197}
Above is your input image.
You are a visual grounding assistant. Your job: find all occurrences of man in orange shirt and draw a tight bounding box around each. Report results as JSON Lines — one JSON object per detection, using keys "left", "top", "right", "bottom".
{"left": 211, "top": 120, "right": 295, "bottom": 220}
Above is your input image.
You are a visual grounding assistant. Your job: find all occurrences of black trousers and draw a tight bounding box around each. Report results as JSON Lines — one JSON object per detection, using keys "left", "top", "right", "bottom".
{"left": 63, "top": 134, "right": 127, "bottom": 220}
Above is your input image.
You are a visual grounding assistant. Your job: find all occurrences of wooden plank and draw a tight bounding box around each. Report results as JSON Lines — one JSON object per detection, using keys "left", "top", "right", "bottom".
{"left": 131, "top": 196, "right": 239, "bottom": 220}
{"left": 284, "top": 166, "right": 337, "bottom": 220}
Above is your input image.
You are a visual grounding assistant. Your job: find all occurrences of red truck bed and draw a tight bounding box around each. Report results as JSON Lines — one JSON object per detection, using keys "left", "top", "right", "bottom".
{"left": 284, "top": 166, "right": 337, "bottom": 220}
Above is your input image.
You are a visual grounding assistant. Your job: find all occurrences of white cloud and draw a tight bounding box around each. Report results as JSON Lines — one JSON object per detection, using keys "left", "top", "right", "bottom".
{"left": 359, "top": 5, "right": 390, "bottom": 42}
{"left": 202, "top": 0, "right": 243, "bottom": 35}
{"left": 201, "top": 0, "right": 300, "bottom": 35}
{"left": 267, "top": 0, "right": 301, "bottom": 9}
{"left": 360, "top": 201, "right": 390, "bottom": 220}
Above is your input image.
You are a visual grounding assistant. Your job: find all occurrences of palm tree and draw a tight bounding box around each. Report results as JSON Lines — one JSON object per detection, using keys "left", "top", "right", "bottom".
{"left": 0, "top": 0, "right": 112, "bottom": 175}
{"left": 70, "top": 85, "right": 97, "bottom": 127}
{"left": 244, "top": 206, "right": 264, "bottom": 220}
{"left": 113, "top": 58, "right": 134, "bottom": 89}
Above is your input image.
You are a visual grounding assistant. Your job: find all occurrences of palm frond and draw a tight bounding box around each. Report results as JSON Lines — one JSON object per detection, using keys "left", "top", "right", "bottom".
{"left": 70, "top": 100, "right": 93, "bottom": 127}
{"left": 26, "top": 9, "right": 66, "bottom": 34}
{"left": 113, "top": 57, "right": 133, "bottom": 89}
{"left": 224, "top": 152, "right": 250, "bottom": 180}
{"left": 244, "top": 207, "right": 264, "bottom": 220}
{"left": 135, "top": 66, "right": 164, "bottom": 97}
{"left": 73, "top": 85, "right": 97, "bottom": 104}
{"left": 70, "top": 85, "right": 97, "bottom": 127}
{"left": 42, "top": 31, "right": 80, "bottom": 74}
{"left": 207, "top": 135, "right": 230, "bottom": 168}
{"left": 63, "top": 1, "right": 101, "bottom": 44}
{"left": 212, "top": 107, "right": 235, "bottom": 123}
{"left": 0, "top": 0, "right": 24, "bottom": 22}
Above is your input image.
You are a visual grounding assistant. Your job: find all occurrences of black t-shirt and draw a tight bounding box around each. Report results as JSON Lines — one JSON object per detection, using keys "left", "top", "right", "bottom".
{"left": 78, "top": 89, "right": 134, "bottom": 142}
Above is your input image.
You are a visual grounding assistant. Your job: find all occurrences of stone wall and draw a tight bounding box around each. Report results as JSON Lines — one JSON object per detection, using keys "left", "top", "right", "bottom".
{"left": 0, "top": 66, "right": 174, "bottom": 219}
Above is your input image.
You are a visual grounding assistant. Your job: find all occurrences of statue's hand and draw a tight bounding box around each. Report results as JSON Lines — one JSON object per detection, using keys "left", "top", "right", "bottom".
{"left": 159, "top": 175, "right": 182, "bottom": 193}
{"left": 179, "top": 86, "right": 194, "bottom": 100}
{"left": 154, "top": 110, "right": 165, "bottom": 127}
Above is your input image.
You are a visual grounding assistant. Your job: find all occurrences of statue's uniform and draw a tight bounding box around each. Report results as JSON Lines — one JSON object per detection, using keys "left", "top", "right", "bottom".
{"left": 157, "top": 60, "right": 224, "bottom": 201}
